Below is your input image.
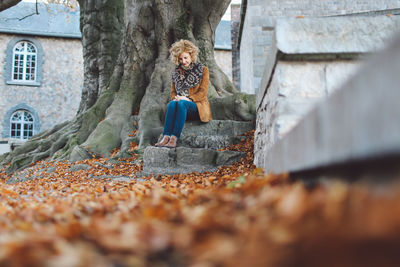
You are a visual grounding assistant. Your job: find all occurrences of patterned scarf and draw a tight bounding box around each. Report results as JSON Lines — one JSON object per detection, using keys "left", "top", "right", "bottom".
{"left": 172, "top": 62, "right": 204, "bottom": 97}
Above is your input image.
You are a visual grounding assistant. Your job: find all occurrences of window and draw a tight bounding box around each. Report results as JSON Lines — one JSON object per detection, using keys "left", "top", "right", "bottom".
{"left": 12, "top": 41, "right": 37, "bottom": 82}
{"left": 10, "top": 110, "right": 34, "bottom": 140}
{"left": 5, "top": 38, "right": 43, "bottom": 86}
{"left": 2, "top": 104, "right": 41, "bottom": 139}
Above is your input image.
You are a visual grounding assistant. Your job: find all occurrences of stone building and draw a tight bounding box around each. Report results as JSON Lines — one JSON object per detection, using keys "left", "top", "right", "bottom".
{"left": 239, "top": 0, "right": 400, "bottom": 94}
{"left": 230, "top": 4, "right": 241, "bottom": 90}
{"left": 0, "top": 2, "right": 83, "bottom": 154}
{"left": 0, "top": 2, "right": 233, "bottom": 155}
{"left": 214, "top": 20, "right": 233, "bottom": 81}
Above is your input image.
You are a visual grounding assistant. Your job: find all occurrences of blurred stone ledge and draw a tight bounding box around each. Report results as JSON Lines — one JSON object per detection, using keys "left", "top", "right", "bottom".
{"left": 254, "top": 15, "right": 400, "bottom": 176}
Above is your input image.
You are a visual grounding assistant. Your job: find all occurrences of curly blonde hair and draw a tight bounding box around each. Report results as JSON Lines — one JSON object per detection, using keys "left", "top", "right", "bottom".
{"left": 169, "top": 39, "right": 199, "bottom": 65}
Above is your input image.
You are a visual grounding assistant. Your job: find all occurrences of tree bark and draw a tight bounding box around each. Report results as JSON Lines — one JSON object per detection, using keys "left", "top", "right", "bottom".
{"left": 0, "top": 0, "right": 21, "bottom": 12}
{"left": 77, "top": 0, "right": 124, "bottom": 113}
{"left": 0, "top": 0, "right": 255, "bottom": 172}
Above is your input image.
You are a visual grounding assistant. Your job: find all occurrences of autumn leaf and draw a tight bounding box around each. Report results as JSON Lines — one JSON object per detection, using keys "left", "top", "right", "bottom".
{"left": 0, "top": 131, "right": 399, "bottom": 267}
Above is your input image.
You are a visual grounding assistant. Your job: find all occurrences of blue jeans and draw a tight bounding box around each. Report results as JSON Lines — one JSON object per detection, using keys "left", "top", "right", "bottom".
{"left": 163, "top": 100, "right": 200, "bottom": 138}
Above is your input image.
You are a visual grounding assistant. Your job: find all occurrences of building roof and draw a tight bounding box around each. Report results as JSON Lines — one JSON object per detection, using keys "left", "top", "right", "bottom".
{"left": 0, "top": 2, "right": 81, "bottom": 38}
{"left": 0, "top": 2, "right": 232, "bottom": 50}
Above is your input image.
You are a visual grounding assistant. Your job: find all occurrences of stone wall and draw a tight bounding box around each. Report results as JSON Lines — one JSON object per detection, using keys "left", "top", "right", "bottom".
{"left": 262, "top": 32, "right": 400, "bottom": 174}
{"left": 214, "top": 50, "right": 233, "bottom": 81}
{"left": 255, "top": 61, "right": 361, "bottom": 166}
{"left": 0, "top": 142, "right": 8, "bottom": 154}
{"left": 257, "top": 0, "right": 400, "bottom": 17}
{"left": 231, "top": 4, "right": 241, "bottom": 90}
{"left": 254, "top": 15, "right": 400, "bottom": 171}
{"left": 239, "top": 18, "right": 255, "bottom": 94}
{"left": 0, "top": 34, "right": 82, "bottom": 145}
{"left": 239, "top": 0, "right": 400, "bottom": 94}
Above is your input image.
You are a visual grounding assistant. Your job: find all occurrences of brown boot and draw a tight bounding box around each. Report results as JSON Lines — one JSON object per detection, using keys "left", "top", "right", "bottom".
{"left": 155, "top": 135, "right": 170, "bottom": 147}
{"left": 165, "top": 135, "right": 178, "bottom": 148}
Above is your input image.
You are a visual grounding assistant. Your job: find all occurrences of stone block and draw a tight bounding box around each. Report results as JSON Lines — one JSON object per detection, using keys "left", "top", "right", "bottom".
{"left": 276, "top": 99, "right": 320, "bottom": 124}
{"left": 179, "top": 135, "right": 232, "bottom": 149}
{"left": 253, "top": 65, "right": 265, "bottom": 77}
{"left": 181, "top": 120, "right": 254, "bottom": 137}
{"left": 253, "top": 34, "right": 273, "bottom": 46}
{"left": 273, "top": 62, "right": 327, "bottom": 99}
{"left": 257, "top": 34, "right": 278, "bottom": 107}
{"left": 254, "top": 51, "right": 269, "bottom": 64}
{"left": 176, "top": 147, "right": 216, "bottom": 166}
{"left": 240, "top": 20, "right": 256, "bottom": 94}
{"left": 141, "top": 146, "right": 246, "bottom": 176}
{"left": 276, "top": 16, "right": 400, "bottom": 54}
{"left": 325, "top": 61, "right": 362, "bottom": 95}
{"left": 0, "top": 143, "right": 9, "bottom": 155}
{"left": 142, "top": 147, "right": 176, "bottom": 168}
{"left": 252, "top": 47, "right": 267, "bottom": 57}
{"left": 247, "top": 6, "right": 262, "bottom": 17}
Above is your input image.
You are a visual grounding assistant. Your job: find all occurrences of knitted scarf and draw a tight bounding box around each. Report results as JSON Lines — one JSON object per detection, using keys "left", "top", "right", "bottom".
{"left": 172, "top": 62, "right": 204, "bottom": 97}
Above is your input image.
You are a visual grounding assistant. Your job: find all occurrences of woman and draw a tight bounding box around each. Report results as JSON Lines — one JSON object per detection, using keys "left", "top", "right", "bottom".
{"left": 155, "top": 39, "right": 212, "bottom": 148}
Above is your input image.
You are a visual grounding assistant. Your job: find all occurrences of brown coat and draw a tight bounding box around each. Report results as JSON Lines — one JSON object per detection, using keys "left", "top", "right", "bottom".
{"left": 170, "top": 66, "right": 212, "bottom": 122}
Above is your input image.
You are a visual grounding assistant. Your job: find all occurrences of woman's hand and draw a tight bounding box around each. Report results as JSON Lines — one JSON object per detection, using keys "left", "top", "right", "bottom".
{"left": 174, "top": 95, "right": 191, "bottom": 102}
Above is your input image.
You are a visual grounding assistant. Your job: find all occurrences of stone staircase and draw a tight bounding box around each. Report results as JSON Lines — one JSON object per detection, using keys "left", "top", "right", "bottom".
{"left": 140, "top": 120, "right": 254, "bottom": 176}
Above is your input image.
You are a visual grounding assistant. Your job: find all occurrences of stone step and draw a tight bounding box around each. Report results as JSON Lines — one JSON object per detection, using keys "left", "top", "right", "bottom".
{"left": 178, "top": 135, "right": 244, "bottom": 149}
{"left": 156, "top": 120, "right": 254, "bottom": 149}
{"left": 140, "top": 146, "right": 246, "bottom": 176}
{"left": 181, "top": 120, "right": 254, "bottom": 137}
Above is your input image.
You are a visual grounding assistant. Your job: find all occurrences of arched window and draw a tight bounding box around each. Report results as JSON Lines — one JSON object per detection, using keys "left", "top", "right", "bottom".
{"left": 10, "top": 110, "right": 34, "bottom": 140}
{"left": 12, "top": 41, "right": 37, "bottom": 82}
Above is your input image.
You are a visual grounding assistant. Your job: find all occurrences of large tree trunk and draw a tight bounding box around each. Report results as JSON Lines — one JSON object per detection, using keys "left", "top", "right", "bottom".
{"left": 0, "top": 0, "right": 254, "bottom": 172}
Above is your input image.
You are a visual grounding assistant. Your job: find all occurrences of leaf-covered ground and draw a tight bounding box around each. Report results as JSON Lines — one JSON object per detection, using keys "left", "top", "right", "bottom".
{"left": 1, "top": 132, "right": 400, "bottom": 267}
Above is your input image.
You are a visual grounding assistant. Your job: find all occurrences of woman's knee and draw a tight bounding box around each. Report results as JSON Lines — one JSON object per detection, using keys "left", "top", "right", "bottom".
{"left": 167, "top": 100, "right": 178, "bottom": 109}
{"left": 177, "top": 100, "right": 187, "bottom": 109}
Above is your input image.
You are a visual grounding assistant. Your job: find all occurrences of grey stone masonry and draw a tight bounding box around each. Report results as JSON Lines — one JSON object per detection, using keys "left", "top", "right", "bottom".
{"left": 257, "top": 15, "right": 400, "bottom": 107}
{"left": 262, "top": 32, "right": 400, "bottom": 174}
{"left": 255, "top": 0, "right": 400, "bottom": 17}
{"left": 0, "top": 34, "right": 82, "bottom": 141}
{"left": 141, "top": 119, "right": 253, "bottom": 176}
{"left": 254, "top": 15, "right": 400, "bottom": 170}
{"left": 179, "top": 120, "right": 253, "bottom": 149}
{"left": 239, "top": 0, "right": 400, "bottom": 94}
{"left": 142, "top": 146, "right": 246, "bottom": 176}
{"left": 276, "top": 16, "right": 400, "bottom": 54}
{"left": 231, "top": 4, "right": 241, "bottom": 90}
